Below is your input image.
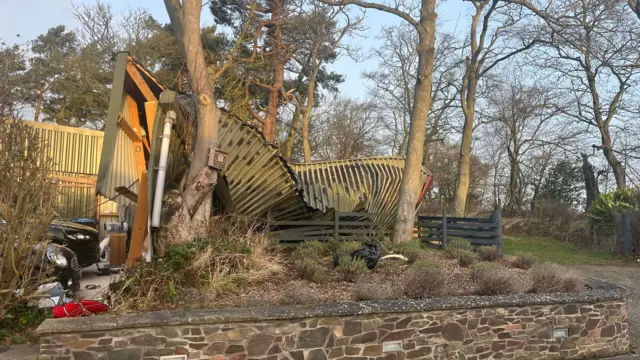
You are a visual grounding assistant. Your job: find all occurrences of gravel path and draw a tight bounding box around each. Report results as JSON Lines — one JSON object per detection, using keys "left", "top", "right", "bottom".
{"left": 572, "top": 265, "right": 640, "bottom": 348}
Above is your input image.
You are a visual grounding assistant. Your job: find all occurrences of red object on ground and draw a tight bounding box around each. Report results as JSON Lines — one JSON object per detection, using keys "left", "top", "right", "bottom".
{"left": 81, "top": 300, "right": 109, "bottom": 314}
{"left": 52, "top": 300, "right": 109, "bottom": 318}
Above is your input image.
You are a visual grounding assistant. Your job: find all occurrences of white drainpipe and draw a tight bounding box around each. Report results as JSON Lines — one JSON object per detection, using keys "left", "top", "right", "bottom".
{"left": 151, "top": 110, "right": 176, "bottom": 228}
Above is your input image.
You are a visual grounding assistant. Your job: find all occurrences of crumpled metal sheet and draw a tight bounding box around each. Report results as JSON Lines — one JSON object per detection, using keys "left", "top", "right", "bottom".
{"left": 291, "top": 157, "right": 431, "bottom": 216}
{"left": 218, "top": 114, "right": 309, "bottom": 220}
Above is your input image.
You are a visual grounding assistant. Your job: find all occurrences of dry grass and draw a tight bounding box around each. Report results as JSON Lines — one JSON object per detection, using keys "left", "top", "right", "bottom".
{"left": 109, "top": 216, "right": 284, "bottom": 312}
{"left": 530, "top": 264, "right": 585, "bottom": 293}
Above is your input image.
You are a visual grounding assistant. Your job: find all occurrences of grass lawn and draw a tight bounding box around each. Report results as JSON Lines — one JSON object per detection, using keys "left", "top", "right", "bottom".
{"left": 503, "top": 235, "right": 617, "bottom": 265}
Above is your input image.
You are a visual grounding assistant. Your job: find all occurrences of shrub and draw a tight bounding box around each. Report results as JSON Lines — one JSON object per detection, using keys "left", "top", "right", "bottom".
{"left": 336, "top": 257, "right": 369, "bottom": 282}
{"left": 475, "top": 271, "right": 522, "bottom": 296}
{"left": 394, "top": 239, "right": 424, "bottom": 264}
{"left": 470, "top": 262, "right": 501, "bottom": 281}
{"left": 477, "top": 246, "right": 502, "bottom": 262}
{"left": 354, "top": 281, "right": 395, "bottom": 301}
{"left": 279, "top": 281, "right": 321, "bottom": 305}
{"left": 456, "top": 250, "right": 479, "bottom": 267}
{"left": 512, "top": 252, "right": 536, "bottom": 270}
{"left": 336, "top": 241, "right": 364, "bottom": 256}
{"left": 530, "top": 264, "right": 584, "bottom": 293}
{"left": 109, "top": 216, "right": 284, "bottom": 311}
{"left": 403, "top": 267, "right": 447, "bottom": 299}
{"left": 0, "top": 118, "right": 60, "bottom": 320}
{"left": 291, "top": 241, "right": 327, "bottom": 262}
{"left": 293, "top": 259, "right": 325, "bottom": 283}
{"left": 447, "top": 238, "right": 473, "bottom": 251}
{"left": 589, "top": 187, "right": 638, "bottom": 222}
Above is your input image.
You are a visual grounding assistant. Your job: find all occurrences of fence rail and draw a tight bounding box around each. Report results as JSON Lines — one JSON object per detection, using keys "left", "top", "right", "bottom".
{"left": 272, "top": 212, "right": 395, "bottom": 242}
{"left": 272, "top": 210, "right": 504, "bottom": 253}
{"left": 417, "top": 210, "right": 503, "bottom": 252}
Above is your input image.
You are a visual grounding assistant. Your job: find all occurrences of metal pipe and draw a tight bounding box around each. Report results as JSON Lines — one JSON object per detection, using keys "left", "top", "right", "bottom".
{"left": 151, "top": 110, "right": 176, "bottom": 228}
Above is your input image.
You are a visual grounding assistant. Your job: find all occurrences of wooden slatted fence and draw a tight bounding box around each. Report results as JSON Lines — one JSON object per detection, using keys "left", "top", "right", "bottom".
{"left": 272, "top": 210, "right": 504, "bottom": 254}
{"left": 417, "top": 210, "right": 503, "bottom": 252}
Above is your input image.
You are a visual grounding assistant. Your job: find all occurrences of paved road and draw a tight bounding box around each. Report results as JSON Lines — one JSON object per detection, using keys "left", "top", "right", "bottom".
{"left": 573, "top": 265, "right": 640, "bottom": 349}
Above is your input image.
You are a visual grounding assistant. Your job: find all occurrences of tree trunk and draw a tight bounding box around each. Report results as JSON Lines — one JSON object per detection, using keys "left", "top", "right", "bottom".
{"left": 33, "top": 88, "right": 45, "bottom": 122}
{"left": 582, "top": 153, "right": 600, "bottom": 213}
{"left": 600, "top": 127, "right": 625, "bottom": 188}
{"left": 453, "top": 96, "right": 475, "bottom": 217}
{"left": 282, "top": 101, "right": 301, "bottom": 160}
{"left": 301, "top": 63, "right": 319, "bottom": 163}
{"left": 263, "top": 0, "right": 285, "bottom": 143}
{"left": 392, "top": 2, "right": 437, "bottom": 244}
{"left": 163, "top": 0, "right": 221, "bottom": 251}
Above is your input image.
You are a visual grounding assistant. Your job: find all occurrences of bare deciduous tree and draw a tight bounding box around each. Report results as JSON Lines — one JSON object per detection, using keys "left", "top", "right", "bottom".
{"left": 313, "top": 97, "right": 385, "bottom": 159}
{"left": 317, "top": 0, "right": 437, "bottom": 243}
{"left": 363, "top": 24, "right": 459, "bottom": 159}
{"left": 453, "top": 0, "right": 540, "bottom": 216}
{"left": 508, "top": 0, "right": 640, "bottom": 188}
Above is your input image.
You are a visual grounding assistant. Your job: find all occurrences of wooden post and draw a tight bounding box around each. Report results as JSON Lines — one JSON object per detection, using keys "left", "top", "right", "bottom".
{"left": 442, "top": 204, "right": 448, "bottom": 249}
{"left": 622, "top": 213, "right": 631, "bottom": 257}
{"left": 109, "top": 234, "right": 127, "bottom": 266}
{"left": 334, "top": 210, "right": 340, "bottom": 241}
{"left": 127, "top": 170, "right": 149, "bottom": 265}
{"left": 492, "top": 209, "right": 504, "bottom": 255}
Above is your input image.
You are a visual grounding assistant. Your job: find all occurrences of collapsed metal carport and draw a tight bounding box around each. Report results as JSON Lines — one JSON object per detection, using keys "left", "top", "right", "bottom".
{"left": 97, "top": 52, "right": 434, "bottom": 262}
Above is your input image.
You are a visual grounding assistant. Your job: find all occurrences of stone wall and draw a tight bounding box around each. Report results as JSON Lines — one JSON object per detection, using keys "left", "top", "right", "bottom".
{"left": 37, "top": 281, "right": 629, "bottom": 360}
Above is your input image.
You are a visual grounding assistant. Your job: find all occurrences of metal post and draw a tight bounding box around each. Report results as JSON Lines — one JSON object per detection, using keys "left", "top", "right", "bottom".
{"left": 442, "top": 204, "right": 448, "bottom": 249}
{"left": 622, "top": 213, "right": 631, "bottom": 257}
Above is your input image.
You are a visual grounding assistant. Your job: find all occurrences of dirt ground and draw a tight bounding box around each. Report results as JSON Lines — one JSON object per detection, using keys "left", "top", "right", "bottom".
{"left": 572, "top": 264, "right": 640, "bottom": 349}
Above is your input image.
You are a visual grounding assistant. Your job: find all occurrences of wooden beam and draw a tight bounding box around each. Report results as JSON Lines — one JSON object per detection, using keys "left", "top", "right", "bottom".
{"left": 126, "top": 95, "right": 147, "bottom": 179}
{"left": 126, "top": 63, "right": 157, "bottom": 102}
{"left": 144, "top": 101, "right": 158, "bottom": 139}
{"left": 127, "top": 171, "right": 148, "bottom": 266}
{"left": 118, "top": 115, "right": 142, "bottom": 143}
{"left": 51, "top": 175, "right": 97, "bottom": 185}
{"left": 115, "top": 186, "right": 138, "bottom": 203}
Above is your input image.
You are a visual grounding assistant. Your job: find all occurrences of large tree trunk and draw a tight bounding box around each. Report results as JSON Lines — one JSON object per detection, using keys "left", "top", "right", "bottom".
{"left": 163, "top": 0, "right": 221, "bottom": 250}
{"left": 453, "top": 96, "right": 475, "bottom": 217}
{"left": 301, "top": 63, "right": 319, "bottom": 163}
{"left": 600, "top": 127, "right": 625, "bottom": 188}
{"left": 263, "top": 0, "right": 285, "bottom": 143}
{"left": 582, "top": 153, "right": 600, "bottom": 213}
{"left": 33, "top": 88, "right": 45, "bottom": 122}
{"left": 282, "top": 101, "right": 301, "bottom": 160}
{"left": 392, "top": 2, "right": 437, "bottom": 244}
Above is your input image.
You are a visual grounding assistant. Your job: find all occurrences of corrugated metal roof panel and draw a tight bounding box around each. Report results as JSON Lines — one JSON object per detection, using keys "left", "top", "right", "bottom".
{"left": 291, "top": 157, "right": 430, "bottom": 215}
{"left": 97, "top": 126, "right": 139, "bottom": 207}
{"left": 218, "top": 114, "right": 308, "bottom": 220}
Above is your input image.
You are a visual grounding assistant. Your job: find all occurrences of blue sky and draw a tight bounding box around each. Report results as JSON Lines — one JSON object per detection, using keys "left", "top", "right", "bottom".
{"left": 0, "top": 0, "right": 467, "bottom": 96}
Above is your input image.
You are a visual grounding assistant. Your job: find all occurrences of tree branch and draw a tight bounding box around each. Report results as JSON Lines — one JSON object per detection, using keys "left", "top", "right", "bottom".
{"left": 315, "top": 0, "right": 417, "bottom": 27}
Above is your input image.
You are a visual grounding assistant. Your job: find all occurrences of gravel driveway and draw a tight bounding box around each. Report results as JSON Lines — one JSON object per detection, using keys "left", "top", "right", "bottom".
{"left": 573, "top": 265, "right": 640, "bottom": 348}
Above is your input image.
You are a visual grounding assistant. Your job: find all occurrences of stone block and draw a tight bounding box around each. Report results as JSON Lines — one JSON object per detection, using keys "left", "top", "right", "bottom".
{"left": 298, "top": 327, "right": 330, "bottom": 348}
{"left": 248, "top": 333, "right": 275, "bottom": 355}
{"left": 128, "top": 333, "right": 167, "bottom": 347}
